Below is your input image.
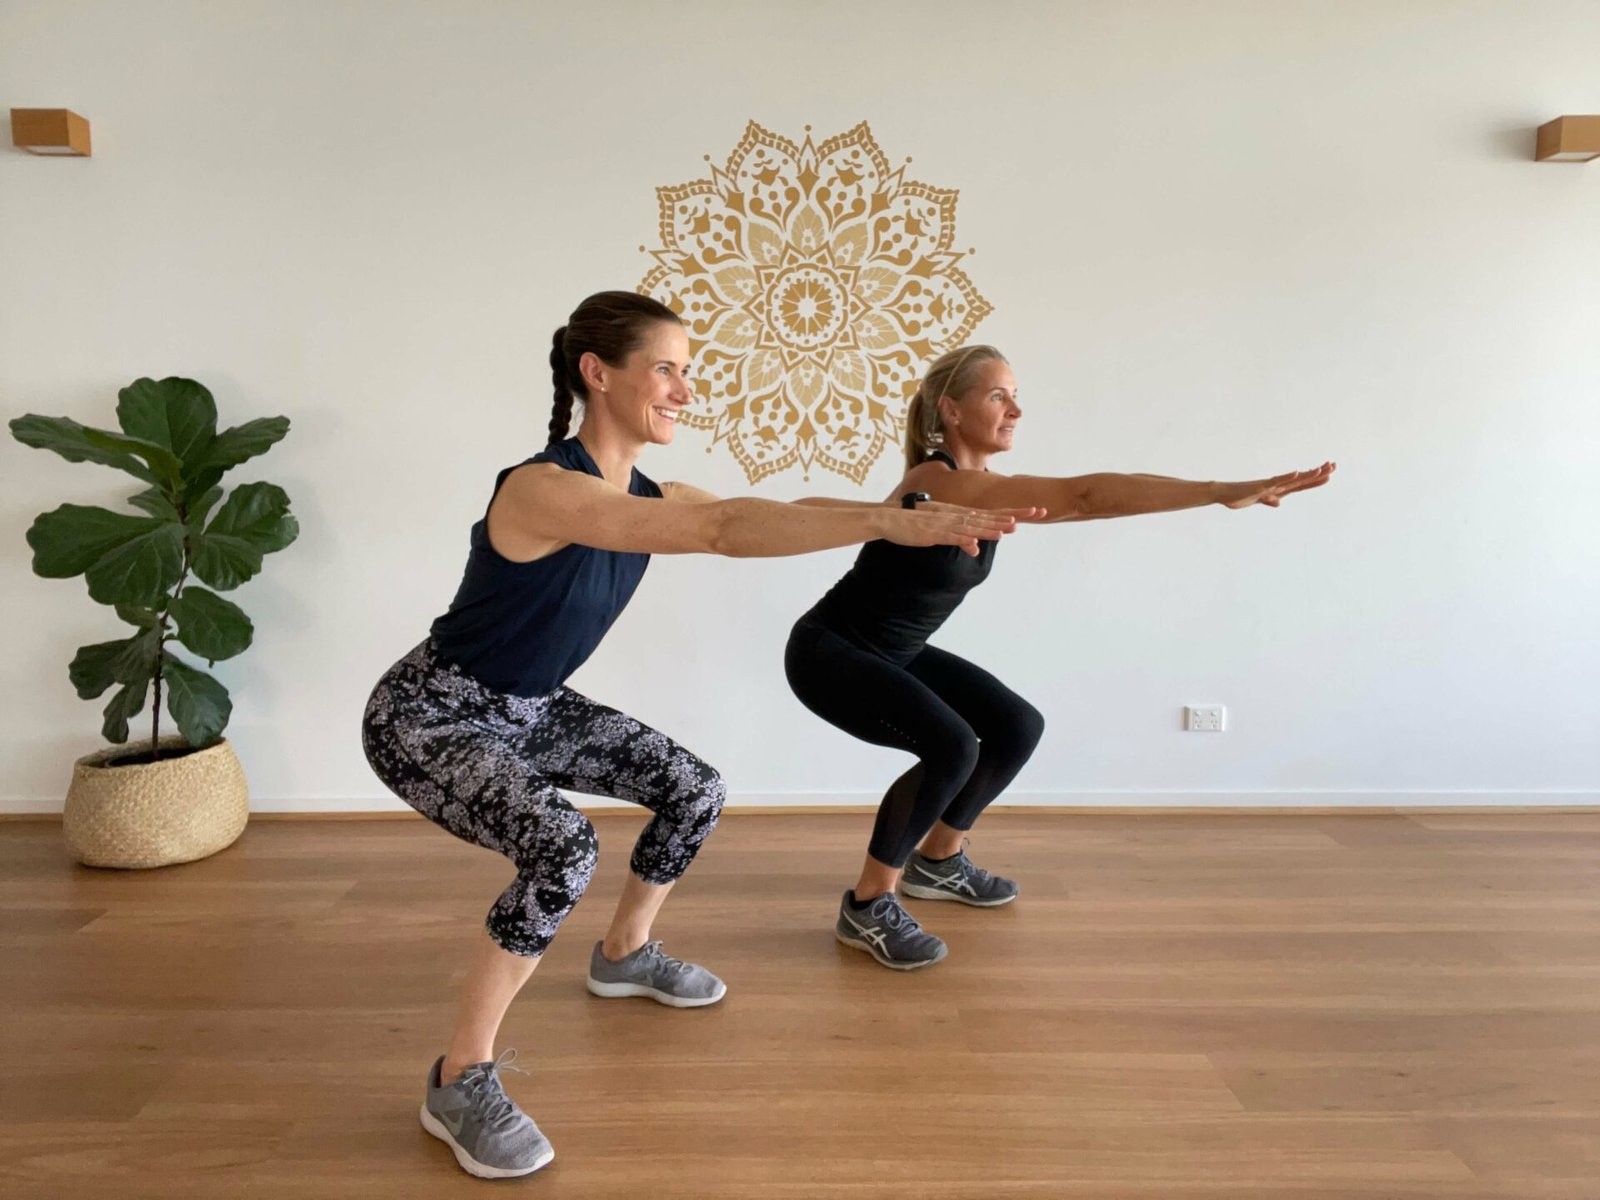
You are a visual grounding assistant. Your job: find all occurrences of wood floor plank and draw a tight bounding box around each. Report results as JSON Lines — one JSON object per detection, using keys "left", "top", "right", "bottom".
{"left": 3, "top": 811, "right": 1599, "bottom": 1196}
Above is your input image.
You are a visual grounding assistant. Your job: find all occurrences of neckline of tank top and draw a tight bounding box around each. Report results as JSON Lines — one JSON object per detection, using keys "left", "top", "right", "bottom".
{"left": 557, "top": 436, "right": 647, "bottom": 492}
{"left": 925, "top": 449, "right": 990, "bottom": 472}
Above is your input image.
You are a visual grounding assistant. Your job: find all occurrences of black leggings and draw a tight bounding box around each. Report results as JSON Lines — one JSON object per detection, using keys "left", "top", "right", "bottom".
{"left": 362, "top": 640, "right": 725, "bottom": 956}
{"left": 784, "top": 617, "right": 1045, "bottom": 868}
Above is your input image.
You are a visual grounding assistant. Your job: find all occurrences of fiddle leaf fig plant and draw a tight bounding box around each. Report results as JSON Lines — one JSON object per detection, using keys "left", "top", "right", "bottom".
{"left": 11, "top": 377, "right": 297, "bottom": 761}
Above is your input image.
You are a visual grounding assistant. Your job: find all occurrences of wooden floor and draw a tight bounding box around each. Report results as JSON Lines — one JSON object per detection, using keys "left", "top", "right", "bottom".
{"left": 3, "top": 810, "right": 1600, "bottom": 1199}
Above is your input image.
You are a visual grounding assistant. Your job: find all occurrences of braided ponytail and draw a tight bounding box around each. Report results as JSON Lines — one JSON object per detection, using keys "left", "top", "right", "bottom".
{"left": 548, "top": 325, "right": 575, "bottom": 445}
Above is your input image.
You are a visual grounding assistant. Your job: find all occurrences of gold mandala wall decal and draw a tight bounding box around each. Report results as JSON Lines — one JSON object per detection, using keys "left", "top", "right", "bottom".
{"left": 639, "top": 121, "right": 993, "bottom": 484}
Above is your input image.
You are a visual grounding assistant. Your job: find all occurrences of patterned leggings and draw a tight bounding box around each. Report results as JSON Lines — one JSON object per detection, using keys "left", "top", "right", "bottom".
{"left": 361, "top": 640, "right": 725, "bottom": 957}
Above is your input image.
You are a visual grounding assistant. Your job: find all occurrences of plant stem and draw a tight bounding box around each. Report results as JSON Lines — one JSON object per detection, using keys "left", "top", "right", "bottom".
{"left": 151, "top": 498, "right": 195, "bottom": 762}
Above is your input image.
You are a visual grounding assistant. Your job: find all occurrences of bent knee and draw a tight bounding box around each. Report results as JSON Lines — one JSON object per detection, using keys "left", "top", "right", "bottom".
{"left": 518, "top": 810, "right": 600, "bottom": 897}
{"left": 1016, "top": 701, "right": 1047, "bottom": 751}
{"left": 926, "top": 728, "right": 981, "bottom": 783}
{"left": 689, "top": 762, "right": 727, "bottom": 831}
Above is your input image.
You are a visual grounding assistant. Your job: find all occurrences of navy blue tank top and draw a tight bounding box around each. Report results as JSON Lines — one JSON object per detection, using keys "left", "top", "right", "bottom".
{"left": 430, "top": 437, "right": 662, "bottom": 697}
{"left": 803, "top": 452, "right": 996, "bottom": 664}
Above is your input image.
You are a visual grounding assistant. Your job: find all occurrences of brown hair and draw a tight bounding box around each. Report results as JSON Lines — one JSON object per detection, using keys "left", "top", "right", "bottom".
{"left": 903, "top": 344, "right": 1008, "bottom": 470}
{"left": 548, "top": 291, "right": 682, "bottom": 445}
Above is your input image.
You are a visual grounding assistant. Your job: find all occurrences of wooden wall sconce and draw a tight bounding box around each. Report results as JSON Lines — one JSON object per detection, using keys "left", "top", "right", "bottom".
{"left": 10, "top": 108, "right": 92, "bottom": 157}
{"left": 1536, "top": 116, "right": 1600, "bottom": 163}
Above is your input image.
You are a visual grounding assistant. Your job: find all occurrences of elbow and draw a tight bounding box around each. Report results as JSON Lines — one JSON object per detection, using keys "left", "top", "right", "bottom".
{"left": 1056, "top": 485, "right": 1100, "bottom": 521}
{"left": 704, "top": 502, "right": 749, "bottom": 557}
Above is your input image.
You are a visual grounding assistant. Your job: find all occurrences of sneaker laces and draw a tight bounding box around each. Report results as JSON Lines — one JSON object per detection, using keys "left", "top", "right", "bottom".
{"left": 637, "top": 940, "right": 692, "bottom": 975}
{"left": 869, "top": 893, "right": 922, "bottom": 934}
{"left": 461, "top": 1049, "right": 528, "bottom": 1131}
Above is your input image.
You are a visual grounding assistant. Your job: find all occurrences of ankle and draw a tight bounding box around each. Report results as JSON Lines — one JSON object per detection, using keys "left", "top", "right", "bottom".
{"left": 918, "top": 837, "right": 966, "bottom": 861}
{"left": 601, "top": 935, "right": 645, "bottom": 962}
{"left": 440, "top": 1056, "right": 479, "bottom": 1086}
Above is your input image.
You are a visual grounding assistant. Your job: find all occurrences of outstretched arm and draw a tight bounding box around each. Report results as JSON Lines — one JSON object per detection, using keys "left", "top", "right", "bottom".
{"left": 906, "top": 461, "right": 1336, "bottom": 522}
{"left": 486, "top": 467, "right": 1023, "bottom": 562}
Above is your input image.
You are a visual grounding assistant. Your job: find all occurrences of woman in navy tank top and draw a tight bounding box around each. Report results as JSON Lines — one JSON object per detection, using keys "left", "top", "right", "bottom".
{"left": 787, "top": 345, "right": 1336, "bottom": 971}
{"left": 361, "top": 292, "right": 1024, "bottom": 1178}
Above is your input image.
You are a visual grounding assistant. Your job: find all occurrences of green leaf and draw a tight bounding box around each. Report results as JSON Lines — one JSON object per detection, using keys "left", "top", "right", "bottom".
{"left": 27, "top": 505, "right": 178, "bottom": 587}
{"left": 68, "top": 630, "right": 158, "bottom": 699}
{"left": 128, "top": 487, "right": 181, "bottom": 521}
{"left": 182, "top": 470, "right": 226, "bottom": 508}
{"left": 116, "top": 377, "right": 218, "bottom": 465}
{"left": 10, "top": 414, "right": 159, "bottom": 484}
{"left": 102, "top": 678, "right": 151, "bottom": 744}
{"left": 184, "top": 485, "right": 224, "bottom": 536}
{"left": 116, "top": 604, "right": 161, "bottom": 629}
{"left": 162, "top": 654, "right": 231, "bottom": 746}
{"left": 192, "top": 416, "right": 290, "bottom": 474}
{"left": 191, "top": 539, "right": 260, "bottom": 592}
{"left": 85, "top": 522, "right": 185, "bottom": 607}
{"left": 68, "top": 644, "right": 120, "bottom": 698}
{"left": 191, "top": 482, "right": 298, "bottom": 591}
{"left": 208, "top": 483, "right": 298, "bottom": 551}
{"left": 170, "top": 587, "right": 253, "bottom": 662}
{"left": 81, "top": 428, "right": 183, "bottom": 491}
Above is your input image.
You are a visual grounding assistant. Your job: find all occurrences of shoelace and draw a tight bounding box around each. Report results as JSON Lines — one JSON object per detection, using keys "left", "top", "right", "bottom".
{"left": 637, "top": 940, "right": 692, "bottom": 975}
{"left": 461, "top": 1048, "right": 529, "bottom": 1130}
{"left": 869, "top": 894, "right": 922, "bottom": 934}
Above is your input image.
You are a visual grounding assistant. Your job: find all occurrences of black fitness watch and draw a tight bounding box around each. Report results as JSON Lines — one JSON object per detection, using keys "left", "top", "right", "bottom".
{"left": 900, "top": 491, "right": 932, "bottom": 510}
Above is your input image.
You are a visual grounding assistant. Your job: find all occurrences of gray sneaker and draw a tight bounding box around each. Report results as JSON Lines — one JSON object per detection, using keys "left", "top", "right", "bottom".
{"left": 901, "top": 843, "right": 1020, "bottom": 907}
{"left": 835, "top": 889, "right": 948, "bottom": 970}
{"left": 586, "top": 940, "right": 727, "bottom": 1007}
{"left": 420, "top": 1050, "right": 553, "bottom": 1179}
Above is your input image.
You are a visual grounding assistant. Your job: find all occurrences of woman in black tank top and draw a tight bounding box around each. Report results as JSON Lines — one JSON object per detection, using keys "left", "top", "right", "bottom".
{"left": 787, "top": 344, "right": 1336, "bottom": 971}
{"left": 362, "top": 293, "right": 1025, "bottom": 1178}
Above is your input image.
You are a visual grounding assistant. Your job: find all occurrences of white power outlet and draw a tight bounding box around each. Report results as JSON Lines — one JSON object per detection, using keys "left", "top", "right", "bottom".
{"left": 1184, "top": 705, "right": 1226, "bottom": 732}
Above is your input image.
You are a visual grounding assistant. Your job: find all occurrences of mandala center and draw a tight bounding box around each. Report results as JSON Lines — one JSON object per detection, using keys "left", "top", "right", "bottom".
{"left": 765, "top": 265, "right": 848, "bottom": 351}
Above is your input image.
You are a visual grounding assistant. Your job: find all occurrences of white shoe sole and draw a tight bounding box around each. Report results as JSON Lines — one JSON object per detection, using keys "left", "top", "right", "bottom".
{"left": 835, "top": 930, "right": 948, "bottom": 970}
{"left": 585, "top": 976, "right": 728, "bottom": 1007}
{"left": 900, "top": 881, "right": 1019, "bottom": 907}
{"left": 419, "top": 1106, "right": 554, "bottom": 1179}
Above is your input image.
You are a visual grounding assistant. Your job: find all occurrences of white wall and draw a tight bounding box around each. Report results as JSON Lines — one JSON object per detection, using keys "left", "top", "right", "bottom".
{"left": 3, "top": 0, "right": 1596, "bottom": 812}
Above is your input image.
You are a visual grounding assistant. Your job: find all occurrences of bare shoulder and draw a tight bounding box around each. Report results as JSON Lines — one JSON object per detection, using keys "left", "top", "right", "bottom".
{"left": 897, "top": 460, "right": 1014, "bottom": 505}
{"left": 499, "top": 460, "right": 595, "bottom": 502}
{"left": 487, "top": 463, "right": 605, "bottom": 563}
{"left": 884, "top": 459, "right": 967, "bottom": 502}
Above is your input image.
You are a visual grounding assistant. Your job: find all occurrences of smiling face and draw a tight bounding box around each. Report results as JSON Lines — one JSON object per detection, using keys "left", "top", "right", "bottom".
{"left": 581, "top": 321, "right": 692, "bottom": 446}
{"left": 942, "top": 358, "right": 1022, "bottom": 457}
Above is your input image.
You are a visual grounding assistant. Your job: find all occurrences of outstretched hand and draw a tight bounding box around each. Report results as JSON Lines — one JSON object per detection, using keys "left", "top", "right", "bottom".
{"left": 919, "top": 501, "right": 1049, "bottom": 523}
{"left": 1221, "top": 462, "right": 1337, "bottom": 510}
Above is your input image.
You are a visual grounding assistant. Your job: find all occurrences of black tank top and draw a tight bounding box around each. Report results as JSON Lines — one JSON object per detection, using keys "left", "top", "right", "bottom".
{"left": 802, "top": 451, "right": 995, "bottom": 664}
{"left": 429, "top": 437, "right": 662, "bottom": 697}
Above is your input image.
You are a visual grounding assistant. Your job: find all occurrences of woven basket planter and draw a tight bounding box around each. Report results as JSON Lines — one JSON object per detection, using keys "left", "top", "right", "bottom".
{"left": 63, "top": 736, "right": 249, "bottom": 869}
